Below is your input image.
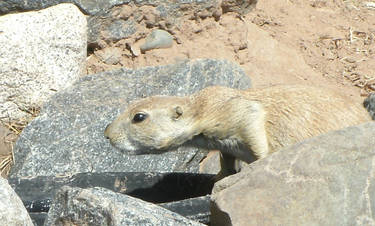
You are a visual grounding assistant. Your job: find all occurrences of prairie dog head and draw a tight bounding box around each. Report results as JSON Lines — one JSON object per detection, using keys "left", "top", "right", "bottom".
{"left": 104, "top": 96, "right": 195, "bottom": 155}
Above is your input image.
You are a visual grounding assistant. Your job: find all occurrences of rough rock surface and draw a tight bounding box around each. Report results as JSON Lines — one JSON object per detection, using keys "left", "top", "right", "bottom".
{"left": 140, "top": 29, "right": 174, "bottom": 52}
{"left": 9, "top": 59, "right": 251, "bottom": 179}
{"left": 0, "top": 3, "right": 87, "bottom": 120}
{"left": 10, "top": 172, "right": 214, "bottom": 225}
{"left": 45, "top": 186, "right": 204, "bottom": 226}
{"left": 364, "top": 93, "right": 375, "bottom": 120}
{"left": 0, "top": 0, "right": 255, "bottom": 16}
{"left": 160, "top": 195, "right": 211, "bottom": 224}
{"left": 199, "top": 151, "right": 221, "bottom": 174}
{"left": 9, "top": 172, "right": 214, "bottom": 204}
{"left": 86, "top": 0, "right": 222, "bottom": 46}
{"left": 0, "top": 177, "right": 33, "bottom": 225}
{"left": 0, "top": 0, "right": 130, "bottom": 15}
{"left": 222, "top": 0, "right": 257, "bottom": 14}
{"left": 211, "top": 122, "right": 375, "bottom": 226}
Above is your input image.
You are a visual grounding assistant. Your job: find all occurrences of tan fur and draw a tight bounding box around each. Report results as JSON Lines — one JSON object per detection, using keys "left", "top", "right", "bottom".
{"left": 104, "top": 86, "right": 372, "bottom": 179}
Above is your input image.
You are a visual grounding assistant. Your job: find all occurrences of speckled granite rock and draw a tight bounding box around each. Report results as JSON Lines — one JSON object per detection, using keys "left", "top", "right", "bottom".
{"left": 9, "top": 172, "right": 214, "bottom": 225}
{"left": 45, "top": 186, "right": 205, "bottom": 226}
{"left": 9, "top": 59, "right": 251, "bottom": 179}
{"left": 0, "top": 0, "right": 131, "bottom": 15}
{"left": 0, "top": 3, "right": 86, "bottom": 120}
{"left": 0, "top": 177, "right": 33, "bottom": 225}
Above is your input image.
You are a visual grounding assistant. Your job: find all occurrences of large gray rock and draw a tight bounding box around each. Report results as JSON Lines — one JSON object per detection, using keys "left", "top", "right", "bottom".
{"left": 0, "top": 3, "right": 87, "bottom": 120}
{"left": 0, "top": 177, "right": 33, "bottom": 225}
{"left": 211, "top": 122, "right": 375, "bottom": 226}
{"left": 10, "top": 59, "right": 252, "bottom": 179}
{"left": 45, "top": 186, "right": 204, "bottom": 226}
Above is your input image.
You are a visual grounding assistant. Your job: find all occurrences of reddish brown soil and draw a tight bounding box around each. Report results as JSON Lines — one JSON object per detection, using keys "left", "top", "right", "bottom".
{"left": 87, "top": 0, "right": 375, "bottom": 102}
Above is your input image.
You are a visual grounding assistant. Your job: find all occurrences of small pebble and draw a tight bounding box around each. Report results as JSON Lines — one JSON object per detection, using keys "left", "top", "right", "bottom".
{"left": 140, "top": 29, "right": 174, "bottom": 52}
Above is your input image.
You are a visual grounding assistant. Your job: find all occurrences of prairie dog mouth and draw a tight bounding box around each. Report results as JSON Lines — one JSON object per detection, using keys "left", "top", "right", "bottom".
{"left": 109, "top": 139, "right": 169, "bottom": 155}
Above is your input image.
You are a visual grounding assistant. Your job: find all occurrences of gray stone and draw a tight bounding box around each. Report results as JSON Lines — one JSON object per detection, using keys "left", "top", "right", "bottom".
{"left": 0, "top": 177, "right": 33, "bottom": 225}
{"left": 107, "top": 19, "right": 137, "bottom": 42}
{"left": 0, "top": 3, "right": 87, "bottom": 120}
{"left": 140, "top": 29, "right": 174, "bottom": 52}
{"left": 211, "top": 122, "right": 375, "bottom": 226}
{"left": 364, "top": 93, "right": 375, "bottom": 120}
{"left": 30, "top": 213, "right": 47, "bottom": 226}
{"left": 45, "top": 186, "right": 204, "bottom": 226}
{"left": 9, "top": 59, "right": 251, "bottom": 179}
{"left": 9, "top": 172, "right": 214, "bottom": 225}
{"left": 0, "top": 0, "right": 131, "bottom": 16}
{"left": 221, "top": 0, "right": 258, "bottom": 14}
{"left": 9, "top": 172, "right": 214, "bottom": 204}
{"left": 87, "top": 11, "right": 139, "bottom": 45}
{"left": 87, "top": 0, "right": 222, "bottom": 45}
{"left": 160, "top": 195, "right": 211, "bottom": 224}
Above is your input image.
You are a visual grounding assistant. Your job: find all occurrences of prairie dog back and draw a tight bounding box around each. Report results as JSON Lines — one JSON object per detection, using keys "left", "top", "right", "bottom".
{"left": 241, "top": 86, "right": 371, "bottom": 152}
{"left": 105, "top": 85, "right": 372, "bottom": 179}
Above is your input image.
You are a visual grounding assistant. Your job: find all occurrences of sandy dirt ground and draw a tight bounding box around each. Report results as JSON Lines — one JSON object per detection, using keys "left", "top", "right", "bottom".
{"left": 87, "top": 0, "right": 375, "bottom": 100}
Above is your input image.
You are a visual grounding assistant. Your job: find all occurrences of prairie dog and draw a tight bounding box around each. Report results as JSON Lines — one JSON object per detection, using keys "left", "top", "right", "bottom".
{"left": 104, "top": 86, "right": 372, "bottom": 179}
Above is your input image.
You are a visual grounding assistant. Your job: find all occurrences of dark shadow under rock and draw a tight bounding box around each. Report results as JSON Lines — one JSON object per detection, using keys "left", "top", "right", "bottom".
{"left": 9, "top": 172, "right": 215, "bottom": 203}
{"left": 9, "top": 172, "right": 215, "bottom": 225}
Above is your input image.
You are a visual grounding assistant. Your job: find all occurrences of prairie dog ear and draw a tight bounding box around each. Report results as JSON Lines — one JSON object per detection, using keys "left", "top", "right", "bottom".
{"left": 172, "top": 106, "right": 183, "bottom": 120}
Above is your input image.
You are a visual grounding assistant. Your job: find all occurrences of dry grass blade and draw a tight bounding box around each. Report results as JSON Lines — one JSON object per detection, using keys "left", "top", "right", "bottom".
{"left": 0, "top": 154, "right": 12, "bottom": 176}
{"left": 0, "top": 106, "right": 40, "bottom": 177}
{"left": 2, "top": 106, "right": 40, "bottom": 135}
{"left": 3, "top": 120, "right": 28, "bottom": 135}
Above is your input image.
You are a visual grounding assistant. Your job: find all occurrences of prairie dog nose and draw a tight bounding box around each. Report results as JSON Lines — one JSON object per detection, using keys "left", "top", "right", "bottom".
{"left": 104, "top": 124, "right": 112, "bottom": 139}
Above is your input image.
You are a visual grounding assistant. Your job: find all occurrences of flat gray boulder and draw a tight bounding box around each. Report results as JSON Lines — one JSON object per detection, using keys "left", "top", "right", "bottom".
{"left": 0, "top": 177, "right": 33, "bottom": 225}
{"left": 45, "top": 186, "right": 204, "bottom": 226}
{"left": 0, "top": 3, "right": 87, "bottom": 120}
{"left": 10, "top": 59, "right": 252, "bottom": 179}
{"left": 211, "top": 122, "right": 375, "bottom": 226}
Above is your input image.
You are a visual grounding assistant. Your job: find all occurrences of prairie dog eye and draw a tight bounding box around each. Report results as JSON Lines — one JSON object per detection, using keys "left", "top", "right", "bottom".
{"left": 132, "top": 113, "right": 148, "bottom": 123}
